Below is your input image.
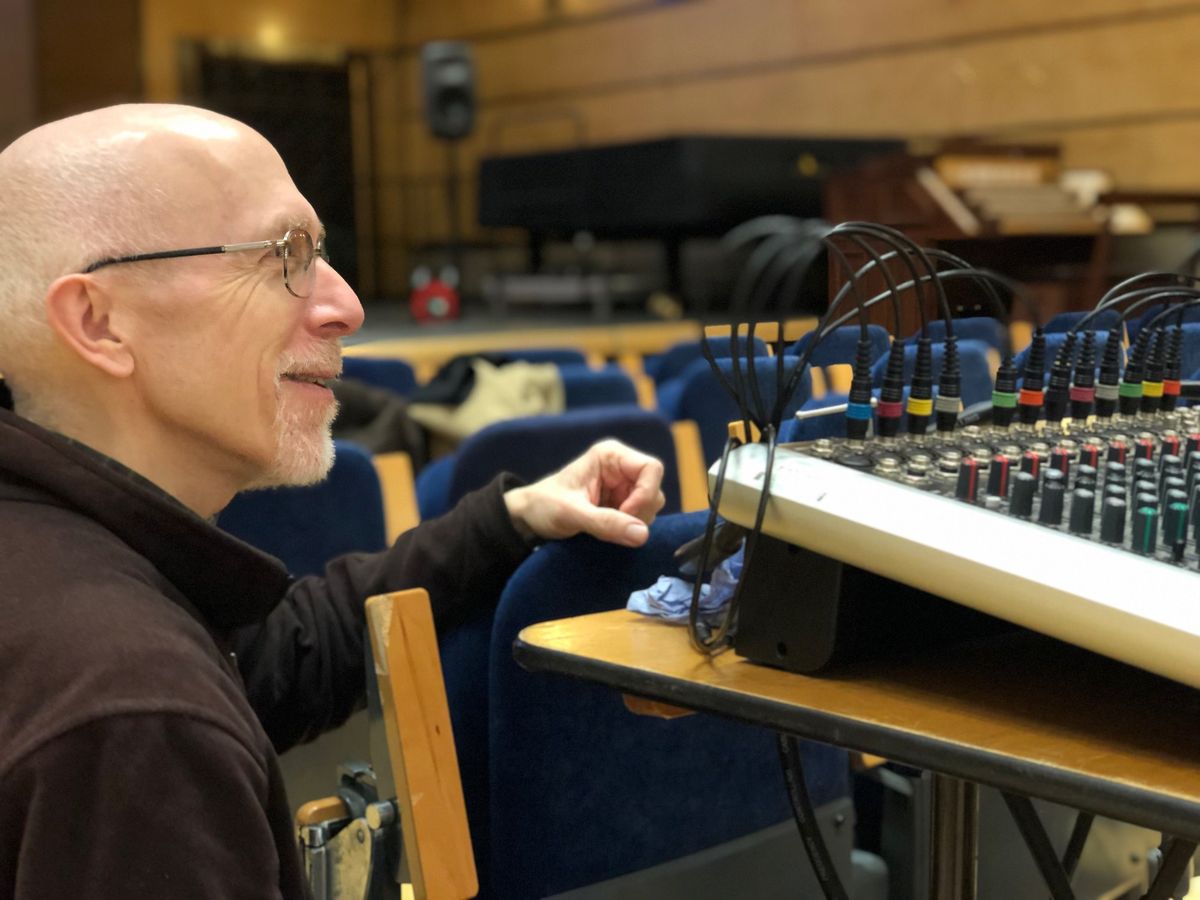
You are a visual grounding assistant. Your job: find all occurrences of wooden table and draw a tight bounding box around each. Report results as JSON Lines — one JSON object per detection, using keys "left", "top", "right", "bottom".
{"left": 514, "top": 610, "right": 1200, "bottom": 898}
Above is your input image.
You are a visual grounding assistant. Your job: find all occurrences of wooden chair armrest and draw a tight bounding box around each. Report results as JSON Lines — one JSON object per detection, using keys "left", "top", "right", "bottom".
{"left": 671, "top": 420, "right": 709, "bottom": 513}
{"left": 373, "top": 452, "right": 420, "bottom": 542}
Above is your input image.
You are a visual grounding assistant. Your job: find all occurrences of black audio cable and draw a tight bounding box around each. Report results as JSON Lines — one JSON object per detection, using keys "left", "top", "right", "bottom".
{"left": 1164, "top": 323, "right": 1184, "bottom": 412}
{"left": 1141, "top": 327, "right": 1167, "bottom": 416}
{"left": 1070, "top": 329, "right": 1097, "bottom": 423}
{"left": 1095, "top": 328, "right": 1125, "bottom": 419}
{"left": 778, "top": 733, "right": 850, "bottom": 900}
{"left": 1017, "top": 328, "right": 1047, "bottom": 427}
{"left": 1118, "top": 327, "right": 1154, "bottom": 418}
{"left": 1043, "top": 332, "right": 1078, "bottom": 428}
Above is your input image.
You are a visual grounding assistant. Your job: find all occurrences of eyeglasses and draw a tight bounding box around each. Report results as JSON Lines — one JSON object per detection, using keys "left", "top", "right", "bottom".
{"left": 81, "top": 227, "right": 328, "bottom": 299}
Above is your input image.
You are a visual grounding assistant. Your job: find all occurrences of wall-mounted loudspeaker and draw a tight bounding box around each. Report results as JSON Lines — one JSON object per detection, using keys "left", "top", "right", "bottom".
{"left": 420, "top": 42, "right": 475, "bottom": 141}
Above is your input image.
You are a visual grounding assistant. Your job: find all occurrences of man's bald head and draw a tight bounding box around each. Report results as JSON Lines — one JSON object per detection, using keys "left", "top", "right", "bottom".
{"left": 0, "top": 104, "right": 284, "bottom": 422}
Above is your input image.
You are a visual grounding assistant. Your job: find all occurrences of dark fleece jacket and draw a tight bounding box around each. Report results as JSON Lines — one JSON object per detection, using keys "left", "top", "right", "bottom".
{"left": 0, "top": 402, "right": 530, "bottom": 899}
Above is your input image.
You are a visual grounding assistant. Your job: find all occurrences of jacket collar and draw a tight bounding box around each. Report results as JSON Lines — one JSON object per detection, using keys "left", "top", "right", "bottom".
{"left": 0, "top": 396, "right": 291, "bottom": 629}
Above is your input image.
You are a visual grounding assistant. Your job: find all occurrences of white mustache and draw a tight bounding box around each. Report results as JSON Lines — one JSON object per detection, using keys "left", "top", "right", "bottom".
{"left": 277, "top": 343, "right": 343, "bottom": 381}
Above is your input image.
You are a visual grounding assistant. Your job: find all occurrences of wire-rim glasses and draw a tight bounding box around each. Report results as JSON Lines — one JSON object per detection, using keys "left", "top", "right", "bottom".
{"left": 81, "top": 227, "right": 328, "bottom": 299}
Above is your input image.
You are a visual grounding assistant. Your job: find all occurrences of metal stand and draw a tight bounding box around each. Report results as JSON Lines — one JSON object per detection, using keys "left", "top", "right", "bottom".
{"left": 930, "top": 774, "right": 979, "bottom": 900}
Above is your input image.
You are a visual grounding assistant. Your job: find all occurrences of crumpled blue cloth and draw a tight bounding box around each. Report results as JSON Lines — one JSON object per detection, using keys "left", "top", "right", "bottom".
{"left": 626, "top": 546, "right": 744, "bottom": 624}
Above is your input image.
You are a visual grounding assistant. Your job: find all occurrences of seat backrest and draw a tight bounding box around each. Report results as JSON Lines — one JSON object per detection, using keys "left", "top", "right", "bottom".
{"left": 479, "top": 512, "right": 849, "bottom": 899}
{"left": 343, "top": 356, "right": 418, "bottom": 397}
{"left": 903, "top": 316, "right": 1005, "bottom": 350}
{"left": 650, "top": 336, "right": 770, "bottom": 386}
{"left": 1042, "top": 309, "right": 1121, "bottom": 334}
{"left": 1172, "top": 323, "right": 1200, "bottom": 379}
{"left": 217, "top": 440, "right": 387, "bottom": 577}
{"left": 502, "top": 347, "right": 589, "bottom": 367}
{"left": 794, "top": 323, "right": 891, "bottom": 368}
{"left": 870, "top": 339, "right": 994, "bottom": 407}
{"left": 559, "top": 364, "right": 639, "bottom": 408}
{"left": 671, "top": 356, "right": 814, "bottom": 464}
{"left": 1012, "top": 330, "right": 1122, "bottom": 384}
{"left": 437, "top": 407, "right": 682, "bottom": 518}
{"left": 1128, "top": 305, "right": 1200, "bottom": 342}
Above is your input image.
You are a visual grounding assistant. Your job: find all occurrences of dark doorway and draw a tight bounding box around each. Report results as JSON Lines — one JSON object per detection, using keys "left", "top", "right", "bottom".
{"left": 196, "top": 51, "right": 359, "bottom": 291}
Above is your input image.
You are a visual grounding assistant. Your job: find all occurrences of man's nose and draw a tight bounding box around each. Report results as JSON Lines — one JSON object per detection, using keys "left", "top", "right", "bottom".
{"left": 306, "top": 259, "right": 365, "bottom": 338}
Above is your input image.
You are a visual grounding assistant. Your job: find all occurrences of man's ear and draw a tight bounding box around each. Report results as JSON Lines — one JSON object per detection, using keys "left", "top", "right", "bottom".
{"left": 43, "top": 275, "right": 135, "bottom": 378}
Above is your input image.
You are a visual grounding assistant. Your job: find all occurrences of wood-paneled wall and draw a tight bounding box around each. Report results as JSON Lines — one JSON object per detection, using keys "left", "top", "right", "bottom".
{"left": 374, "top": 0, "right": 1200, "bottom": 286}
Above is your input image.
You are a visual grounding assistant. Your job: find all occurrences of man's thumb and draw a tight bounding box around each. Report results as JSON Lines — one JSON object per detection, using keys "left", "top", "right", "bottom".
{"left": 577, "top": 504, "right": 650, "bottom": 547}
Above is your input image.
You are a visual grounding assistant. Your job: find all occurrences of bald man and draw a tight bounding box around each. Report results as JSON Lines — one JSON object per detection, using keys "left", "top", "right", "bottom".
{"left": 0, "top": 105, "right": 665, "bottom": 899}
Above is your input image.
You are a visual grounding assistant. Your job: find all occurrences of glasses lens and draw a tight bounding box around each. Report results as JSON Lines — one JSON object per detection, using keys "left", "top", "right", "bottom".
{"left": 282, "top": 229, "right": 315, "bottom": 298}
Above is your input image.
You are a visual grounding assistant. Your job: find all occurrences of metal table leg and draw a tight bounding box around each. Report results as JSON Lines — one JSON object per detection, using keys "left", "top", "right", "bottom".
{"left": 930, "top": 774, "right": 979, "bottom": 900}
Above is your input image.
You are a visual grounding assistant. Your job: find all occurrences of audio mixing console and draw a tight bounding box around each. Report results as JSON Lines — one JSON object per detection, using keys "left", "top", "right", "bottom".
{"left": 715, "top": 413, "right": 1200, "bottom": 689}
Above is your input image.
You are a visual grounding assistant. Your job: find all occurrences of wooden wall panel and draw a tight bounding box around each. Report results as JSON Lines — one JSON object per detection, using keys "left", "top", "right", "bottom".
{"left": 140, "top": 0, "right": 402, "bottom": 101}
{"left": 394, "top": 0, "right": 1195, "bottom": 113}
{"left": 375, "top": 0, "right": 1200, "bottom": 289}
{"left": 387, "top": 6, "right": 1200, "bottom": 186}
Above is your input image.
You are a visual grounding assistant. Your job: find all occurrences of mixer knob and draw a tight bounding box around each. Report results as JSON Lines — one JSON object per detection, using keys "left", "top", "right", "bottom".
{"left": 986, "top": 455, "right": 1011, "bottom": 498}
{"left": 955, "top": 458, "right": 980, "bottom": 503}
{"left": 1039, "top": 477, "right": 1066, "bottom": 526}
{"left": 1068, "top": 489, "right": 1095, "bottom": 536}
{"left": 1134, "top": 506, "right": 1159, "bottom": 555}
{"left": 1010, "top": 472, "right": 1036, "bottom": 519}
{"left": 1099, "top": 497, "right": 1127, "bottom": 544}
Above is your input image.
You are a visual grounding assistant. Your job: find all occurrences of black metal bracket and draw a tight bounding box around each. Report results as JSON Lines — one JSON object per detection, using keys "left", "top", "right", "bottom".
{"left": 1000, "top": 793, "right": 1076, "bottom": 900}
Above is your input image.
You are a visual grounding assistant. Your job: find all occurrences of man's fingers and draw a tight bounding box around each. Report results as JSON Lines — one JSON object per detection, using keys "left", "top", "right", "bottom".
{"left": 619, "top": 487, "right": 666, "bottom": 523}
{"left": 570, "top": 502, "right": 650, "bottom": 547}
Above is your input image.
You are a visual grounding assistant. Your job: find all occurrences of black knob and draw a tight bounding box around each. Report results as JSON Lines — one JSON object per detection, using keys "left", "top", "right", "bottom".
{"left": 1134, "top": 505, "right": 1159, "bottom": 555}
{"left": 1010, "top": 472, "right": 1036, "bottom": 518}
{"left": 1076, "top": 464, "right": 1097, "bottom": 490}
{"left": 1165, "top": 488, "right": 1188, "bottom": 510}
{"left": 1039, "top": 477, "right": 1066, "bottom": 526}
{"left": 1108, "top": 439, "right": 1128, "bottom": 464}
{"left": 955, "top": 458, "right": 981, "bottom": 503}
{"left": 987, "top": 455, "right": 1011, "bottom": 498}
{"left": 1079, "top": 443, "right": 1102, "bottom": 468}
{"left": 1134, "top": 480, "right": 1158, "bottom": 503}
{"left": 1103, "top": 461, "right": 1126, "bottom": 486}
{"left": 1103, "top": 482, "right": 1125, "bottom": 503}
{"left": 1135, "top": 491, "right": 1160, "bottom": 511}
{"left": 1134, "top": 458, "right": 1157, "bottom": 484}
{"left": 1069, "top": 488, "right": 1095, "bottom": 535}
{"left": 1134, "top": 437, "right": 1155, "bottom": 461}
{"left": 1161, "top": 453, "right": 1183, "bottom": 474}
{"left": 1164, "top": 479, "right": 1187, "bottom": 504}
{"left": 1165, "top": 501, "right": 1189, "bottom": 550}
{"left": 1185, "top": 433, "right": 1200, "bottom": 467}
{"left": 1100, "top": 497, "right": 1127, "bottom": 544}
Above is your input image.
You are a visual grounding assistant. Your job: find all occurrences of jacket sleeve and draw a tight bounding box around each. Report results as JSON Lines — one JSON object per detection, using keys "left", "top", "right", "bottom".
{"left": 0, "top": 714, "right": 283, "bottom": 900}
{"left": 232, "top": 473, "right": 532, "bottom": 753}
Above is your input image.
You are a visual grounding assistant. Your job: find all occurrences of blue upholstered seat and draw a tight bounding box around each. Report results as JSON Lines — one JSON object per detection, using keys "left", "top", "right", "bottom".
{"left": 870, "top": 339, "right": 994, "bottom": 407}
{"left": 216, "top": 440, "right": 387, "bottom": 577}
{"left": 903, "top": 316, "right": 1005, "bottom": 350}
{"left": 649, "top": 336, "right": 770, "bottom": 386}
{"left": 1012, "top": 330, "right": 1123, "bottom": 383}
{"left": 503, "top": 347, "right": 589, "bottom": 366}
{"left": 1042, "top": 309, "right": 1121, "bottom": 334}
{"left": 341, "top": 356, "right": 418, "bottom": 397}
{"left": 416, "top": 407, "right": 683, "bottom": 521}
{"left": 559, "top": 364, "right": 639, "bottom": 408}
{"left": 440, "top": 511, "right": 849, "bottom": 899}
{"left": 659, "top": 356, "right": 814, "bottom": 465}
{"left": 794, "top": 323, "right": 891, "bottom": 368}
{"left": 1127, "top": 305, "right": 1200, "bottom": 342}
